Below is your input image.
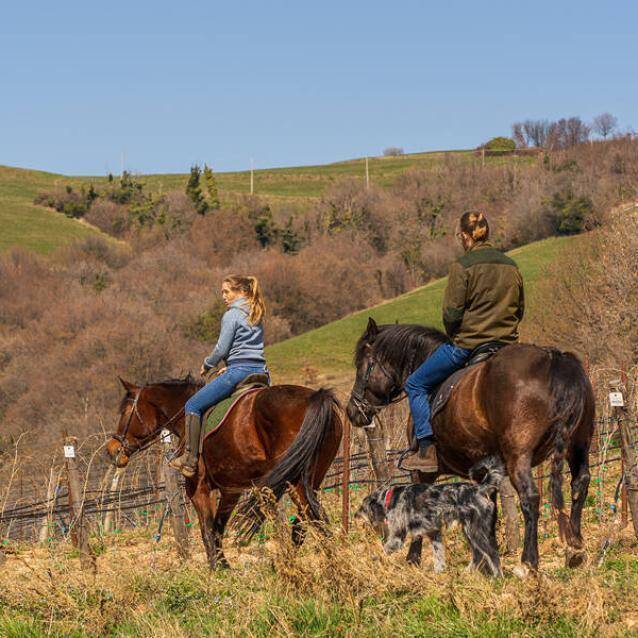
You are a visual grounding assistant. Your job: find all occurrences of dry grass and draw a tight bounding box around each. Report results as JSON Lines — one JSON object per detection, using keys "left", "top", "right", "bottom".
{"left": 1, "top": 491, "right": 637, "bottom": 638}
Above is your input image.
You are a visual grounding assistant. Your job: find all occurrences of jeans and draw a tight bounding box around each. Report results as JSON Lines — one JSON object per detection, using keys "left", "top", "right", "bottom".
{"left": 185, "top": 364, "right": 269, "bottom": 417}
{"left": 404, "top": 343, "right": 472, "bottom": 441}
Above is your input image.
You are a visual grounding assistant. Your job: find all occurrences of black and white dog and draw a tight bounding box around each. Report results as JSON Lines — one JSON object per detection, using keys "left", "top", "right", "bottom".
{"left": 355, "top": 456, "right": 505, "bottom": 576}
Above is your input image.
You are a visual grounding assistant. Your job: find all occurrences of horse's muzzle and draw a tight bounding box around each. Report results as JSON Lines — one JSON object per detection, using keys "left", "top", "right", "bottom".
{"left": 106, "top": 438, "right": 130, "bottom": 467}
{"left": 346, "top": 397, "right": 373, "bottom": 427}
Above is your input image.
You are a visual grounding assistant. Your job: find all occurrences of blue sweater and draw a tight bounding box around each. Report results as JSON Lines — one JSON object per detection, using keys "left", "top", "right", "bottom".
{"left": 203, "top": 297, "right": 266, "bottom": 370}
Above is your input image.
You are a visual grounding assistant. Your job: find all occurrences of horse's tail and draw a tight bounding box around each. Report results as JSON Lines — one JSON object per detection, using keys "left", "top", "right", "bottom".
{"left": 235, "top": 388, "right": 340, "bottom": 541}
{"left": 547, "top": 349, "right": 594, "bottom": 544}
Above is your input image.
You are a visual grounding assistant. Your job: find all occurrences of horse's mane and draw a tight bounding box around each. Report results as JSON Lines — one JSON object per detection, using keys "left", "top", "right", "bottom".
{"left": 117, "top": 373, "right": 203, "bottom": 412}
{"left": 355, "top": 323, "right": 448, "bottom": 376}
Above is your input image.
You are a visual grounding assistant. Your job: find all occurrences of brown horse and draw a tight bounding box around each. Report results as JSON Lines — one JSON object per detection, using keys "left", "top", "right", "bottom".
{"left": 346, "top": 319, "right": 595, "bottom": 574}
{"left": 106, "top": 376, "right": 342, "bottom": 568}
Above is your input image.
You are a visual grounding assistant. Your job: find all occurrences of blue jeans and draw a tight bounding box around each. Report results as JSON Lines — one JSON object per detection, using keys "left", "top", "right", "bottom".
{"left": 185, "top": 364, "right": 269, "bottom": 417}
{"left": 404, "top": 343, "right": 472, "bottom": 440}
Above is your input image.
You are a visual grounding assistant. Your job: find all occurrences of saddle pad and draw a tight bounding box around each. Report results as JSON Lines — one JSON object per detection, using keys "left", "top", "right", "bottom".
{"left": 202, "top": 385, "right": 265, "bottom": 439}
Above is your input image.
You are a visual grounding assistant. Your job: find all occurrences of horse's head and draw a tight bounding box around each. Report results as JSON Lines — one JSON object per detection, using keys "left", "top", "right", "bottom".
{"left": 346, "top": 318, "right": 448, "bottom": 427}
{"left": 106, "top": 378, "right": 164, "bottom": 467}
{"left": 346, "top": 317, "right": 402, "bottom": 427}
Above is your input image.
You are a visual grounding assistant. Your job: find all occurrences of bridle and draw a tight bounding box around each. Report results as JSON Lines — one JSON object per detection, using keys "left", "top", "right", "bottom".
{"left": 349, "top": 355, "right": 406, "bottom": 425}
{"left": 111, "top": 388, "right": 184, "bottom": 457}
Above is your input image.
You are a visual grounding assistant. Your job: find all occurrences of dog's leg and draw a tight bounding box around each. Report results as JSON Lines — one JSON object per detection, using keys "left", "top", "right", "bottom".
{"left": 427, "top": 531, "right": 446, "bottom": 573}
{"left": 463, "top": 520, "right": 503, "bottom": 577}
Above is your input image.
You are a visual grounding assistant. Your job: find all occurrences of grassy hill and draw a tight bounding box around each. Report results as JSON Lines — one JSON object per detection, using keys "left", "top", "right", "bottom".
{"left": 1, "top": 149, "right": 533, "bottom": 254}
{"left": 266, "top": 235, "right": 572, "bottom": 381}
{"left": 0, "top": 166, "right": 108, "bottom": 254}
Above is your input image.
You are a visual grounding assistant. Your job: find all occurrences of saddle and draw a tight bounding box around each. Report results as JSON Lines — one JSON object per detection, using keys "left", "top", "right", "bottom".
{"left": 430, "top": 341, "right": 507, "bottom": 420}
{"left": 202, "top": 373, "right": 270, "bottom": 440}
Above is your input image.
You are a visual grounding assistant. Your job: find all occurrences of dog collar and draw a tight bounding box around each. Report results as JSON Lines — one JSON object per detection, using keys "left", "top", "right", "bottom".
{"left": 384, "top": 486, "right": 395, "bottom": 510}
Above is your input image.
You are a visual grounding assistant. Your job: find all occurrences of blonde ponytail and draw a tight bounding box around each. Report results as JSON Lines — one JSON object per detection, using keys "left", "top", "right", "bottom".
{"left": 459, "top": 210, "right": 489, "bottom": 242}
{"left": 223, "top": 274, "right": 266, "bottom": 325}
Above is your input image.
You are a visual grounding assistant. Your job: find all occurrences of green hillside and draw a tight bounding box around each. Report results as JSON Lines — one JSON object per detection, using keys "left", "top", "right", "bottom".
{"left": 0, "top": 166, "right": 107, "bottom": 254}
{"left": 1, "top": 149, "right": 533, "bottom": 254}
{"left": 266, "top": 235, "right": 572, "bottom": 380}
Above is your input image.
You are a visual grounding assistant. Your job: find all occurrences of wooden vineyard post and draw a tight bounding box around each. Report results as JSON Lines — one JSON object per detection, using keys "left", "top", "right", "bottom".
{"left": 64, "top": 436, "right": 95, "bottom": 571}
{"left": 499, "top": 477, "right": 520, "bottom": 553}
{"left": 341, "top": 416, "right": 352, "bottom": 533}
{"left": 161, "top": 430, "right": 190, "bottom": 559}
{"left": 364, "top": 418, "right": 390, "bottom": 485}
{"left": 616, "top": 370, "right": 638, "bottom": 537}
{"left": 103, "top": 467, "right": 124, "bottom": 533}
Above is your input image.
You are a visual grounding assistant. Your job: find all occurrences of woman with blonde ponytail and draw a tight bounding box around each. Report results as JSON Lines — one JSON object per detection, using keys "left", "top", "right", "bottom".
{"left": 402, "top": 211, "right": 525, "bottom": 472}
{"left": 170, "top": 274, "right": 270, "bottom": 477}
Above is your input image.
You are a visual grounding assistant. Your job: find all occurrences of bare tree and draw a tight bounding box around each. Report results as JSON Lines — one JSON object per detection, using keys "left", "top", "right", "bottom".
{"left": 523, "top": 119, "right": 550, "bottom": 148}
{"left": 565, "top": 117, "right": 590, "bottom": 147}
{"left": 383, "top": 147, "right": 404, "bottom": 157}
{"left": 593, "top": 113, "right": 618, "bottom": 139}
{"left": 511, "top": 122, "right": 527, "bottom": 149}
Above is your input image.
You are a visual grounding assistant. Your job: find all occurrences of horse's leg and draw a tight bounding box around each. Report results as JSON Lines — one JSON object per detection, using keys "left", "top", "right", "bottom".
{"left": 565, "top": 438, "right": 590, "bottom": 567}
{"left": 406, "top": 469, "right": 434, "bottom": 565}
{"left": 185, "top": 477, "right": 217, "bottom": 567}
{"left": 507, "top": 455, "right": 540, "bottom": 576}
{"left": 211, "top": 490, "right": 241, "bottom": 568}
{"left": 290, "top": 482, "right": 329, "bottom": 542}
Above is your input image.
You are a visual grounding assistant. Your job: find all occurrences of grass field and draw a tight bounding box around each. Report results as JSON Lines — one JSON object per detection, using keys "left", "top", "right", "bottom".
{"left": 266, "top": 235, "right": 574, "bottom": 381}
{"left": 1, "top": 150, "right": 534, "bottom": 254}
{"left": 0, "top": 493, "right": 636, "bottom": 638}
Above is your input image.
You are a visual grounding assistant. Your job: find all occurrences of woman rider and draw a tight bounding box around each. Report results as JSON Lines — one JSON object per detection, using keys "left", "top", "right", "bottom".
{"left": 401, "top": 211, "right": 525, "bottom": 473}
{"left": 170, "top": 274, "right": 269, "bottom": 478}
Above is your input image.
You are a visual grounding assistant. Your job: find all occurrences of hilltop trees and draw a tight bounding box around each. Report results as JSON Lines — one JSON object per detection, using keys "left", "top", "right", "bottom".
{"left": 512, "top": 113, "right": 621, "bottom": 149}
{"left": 593, "top": 113, "right": 618, "bottom": 139}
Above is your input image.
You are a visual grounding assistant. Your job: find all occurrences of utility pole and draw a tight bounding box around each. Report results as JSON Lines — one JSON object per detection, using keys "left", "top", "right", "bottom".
{"left": 250, "top": 158, "right": 254, "bottom": 195}
{"left": 365, "top": 157, "right": 370, "bottom": 189}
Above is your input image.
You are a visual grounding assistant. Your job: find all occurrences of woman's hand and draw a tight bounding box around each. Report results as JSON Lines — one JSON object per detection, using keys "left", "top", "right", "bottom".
{"left": 200, "top": 364, "right": 207, "bottom": 377}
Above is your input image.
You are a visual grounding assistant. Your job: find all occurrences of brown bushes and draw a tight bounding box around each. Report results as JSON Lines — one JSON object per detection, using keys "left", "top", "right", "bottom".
{"left": 524, "top": 207, "right": 638, "bottom": 366}
{"left": 3, "top": 138, "right": 638, "bottom": 459}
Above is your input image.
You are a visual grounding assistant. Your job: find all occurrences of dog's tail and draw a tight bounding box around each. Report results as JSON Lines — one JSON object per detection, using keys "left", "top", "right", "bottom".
{"left": 469, "top": 456, "right": 505, "bottom": 497}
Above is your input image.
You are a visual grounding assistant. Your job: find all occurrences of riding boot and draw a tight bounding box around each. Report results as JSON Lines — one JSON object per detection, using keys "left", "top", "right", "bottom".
{"left": 168, "top": 413, "right": 201, "bottom": 478}
{"left": 401, "top": 437, "right": 438, "bottom": 473}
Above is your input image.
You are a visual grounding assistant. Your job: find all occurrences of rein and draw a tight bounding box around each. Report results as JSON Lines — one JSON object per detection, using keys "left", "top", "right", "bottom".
{"left": 111, "top": 388, "right": 184, "bottom": 457}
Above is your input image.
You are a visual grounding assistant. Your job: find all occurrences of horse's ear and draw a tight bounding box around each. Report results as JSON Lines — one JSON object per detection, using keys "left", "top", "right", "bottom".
{"left": 365, "top": 317, "right": 379, "bottom": 342}
{"left": 118, "top": 377, "right": 137, "bottom": 394}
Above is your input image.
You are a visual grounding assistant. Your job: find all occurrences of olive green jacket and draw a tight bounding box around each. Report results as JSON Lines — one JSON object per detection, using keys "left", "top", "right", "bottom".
{"left": 442, "top": 242, "right": 524, "bottom": 350}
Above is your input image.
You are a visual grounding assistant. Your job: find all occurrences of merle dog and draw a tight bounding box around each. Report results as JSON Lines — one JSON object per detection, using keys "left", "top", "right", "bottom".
{"left": 355, "top": 456, "right": 504, "bottom": 576}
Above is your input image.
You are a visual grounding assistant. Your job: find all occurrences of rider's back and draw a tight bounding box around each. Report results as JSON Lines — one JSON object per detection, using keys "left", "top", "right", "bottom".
{"left": 443, "top": 242, "right": 524, "bottom": 350}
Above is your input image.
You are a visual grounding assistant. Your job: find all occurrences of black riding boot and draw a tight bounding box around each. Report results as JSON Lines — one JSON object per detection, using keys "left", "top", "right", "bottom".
{"left": 169, "top": 413, "right": 202, "bottom": 478}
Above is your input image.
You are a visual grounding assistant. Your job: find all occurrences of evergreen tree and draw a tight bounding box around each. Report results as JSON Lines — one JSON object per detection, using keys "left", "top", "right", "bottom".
{"left": 186, "top": 165, "right": 209, "bottom": 215}
{"left": 203, "top": 164, "right": 220, "bottom": 210}
{"left": 280, "top": 217, "right": 302, "bottom": 253}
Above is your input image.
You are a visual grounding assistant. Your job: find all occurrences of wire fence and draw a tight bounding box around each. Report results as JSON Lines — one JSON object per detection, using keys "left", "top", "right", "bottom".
{"left": 0, "top": 365, "right": 636, "bottom": 552}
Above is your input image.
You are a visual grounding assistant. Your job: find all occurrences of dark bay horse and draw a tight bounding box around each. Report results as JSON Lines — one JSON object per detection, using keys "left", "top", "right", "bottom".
{"left": 346, "top": 319, "right": 595, "bottom": 574}
{"left": 106, "top": 376, "right": 342, "bottom": 568}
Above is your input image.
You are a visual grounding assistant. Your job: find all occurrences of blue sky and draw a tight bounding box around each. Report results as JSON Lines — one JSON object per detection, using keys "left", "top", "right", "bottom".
{"left": 1, "top": 1, "right": 636, "bottom": 175}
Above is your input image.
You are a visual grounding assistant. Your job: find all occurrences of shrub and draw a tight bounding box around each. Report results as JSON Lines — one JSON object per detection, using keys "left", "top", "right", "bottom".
{"left": 482, "top": 137, "right": 516, "bottom": 152}
{"left": 544, "top": 191, "right": 595, "bottom": 235}
{"left": 383, "top": 147, "right": 404, "bottom": 157}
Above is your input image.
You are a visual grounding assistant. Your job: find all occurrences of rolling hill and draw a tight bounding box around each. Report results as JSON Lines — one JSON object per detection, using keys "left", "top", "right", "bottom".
{"left": 1, "top": 149, "right": 533, "bottom": 253}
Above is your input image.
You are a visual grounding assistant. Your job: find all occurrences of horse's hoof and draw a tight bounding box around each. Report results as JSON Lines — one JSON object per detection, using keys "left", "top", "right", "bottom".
{"left": 565, "top": 548, "right": 586, "bottom": 569}
{"left": 513, "top": 564, "right": 532, "bottom": 579}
